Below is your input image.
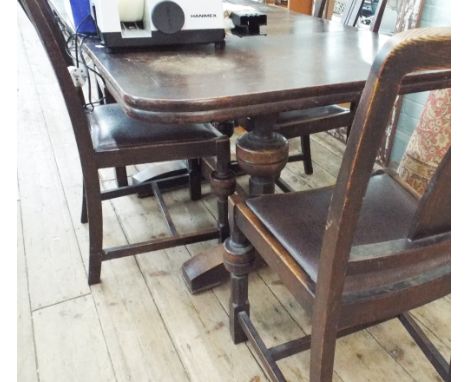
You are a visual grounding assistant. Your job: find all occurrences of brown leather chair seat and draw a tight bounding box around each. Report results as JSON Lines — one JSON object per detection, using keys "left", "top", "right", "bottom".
{"left": 89, "top": 104, "right": 220, "bottom": 152}
{"left": 246, "top": 173, "right": 418, "bottom": 281}
{"left": 275, "top": 105, "right": 350, "bottom": 138}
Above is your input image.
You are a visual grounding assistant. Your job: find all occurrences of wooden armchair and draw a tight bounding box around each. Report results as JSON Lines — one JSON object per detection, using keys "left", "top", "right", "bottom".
{"left": 20, "top": 0, "right": 236, "bottom": 285}
{"left": 224, "top": 27, "right": 450, "bottom": 381}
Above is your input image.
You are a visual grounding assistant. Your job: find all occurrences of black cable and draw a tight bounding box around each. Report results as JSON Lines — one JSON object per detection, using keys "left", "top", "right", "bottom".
{"left": 78, "top": 37, "right": 93, "bottom": 108}
{"left": 61, "top": 14, "right": 108, "bottom": 110}
{"left": 79, "top": 39, "right": 108, "bottom": 109}
{"left": 64, "top": 43, "right": 106, "bottom": 82}
{"left": 73, "top": 14, "right": 94, "bottom": 67}
{"left": 78, "top": 35, "right": 91, "bottom": 102}
{"left": 93, "top": 62, "right": 108, "bottom": 105}
{"left": 84, "top": 98, "right": 106, "bottom": 111}
{"left": 65, "top": 32, "right": 106, "bottom": 84}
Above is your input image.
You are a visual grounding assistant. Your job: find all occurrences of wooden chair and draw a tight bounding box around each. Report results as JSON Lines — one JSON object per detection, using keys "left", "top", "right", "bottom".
{"left": 243, "top": 0, "right": 388, "bottom": 183}
{"left": 50, "top": 9, "right": 203, "bottom": 195}
{"left": 20, "top": 0, "right": 236, "bottom": 285}
{"left": 224, "top": 27, "right": 450, "bottom": 381}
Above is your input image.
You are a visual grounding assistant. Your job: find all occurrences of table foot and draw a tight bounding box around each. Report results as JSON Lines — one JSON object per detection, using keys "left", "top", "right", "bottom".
{"left": 131, "top": 161, "right": 189, "bottom": 197}
{"left": 182, "top": 244, "right": 230, "bottom": 294}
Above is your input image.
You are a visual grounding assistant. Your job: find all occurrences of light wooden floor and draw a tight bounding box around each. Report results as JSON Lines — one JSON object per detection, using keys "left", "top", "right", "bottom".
{"left": 17, "top": 10, "right": 450, "bottom": 382}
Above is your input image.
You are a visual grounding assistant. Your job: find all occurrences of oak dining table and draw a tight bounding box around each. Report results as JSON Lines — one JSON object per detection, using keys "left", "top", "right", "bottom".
{"left": 50, "top": 0, "right": 450, "bottom": 293}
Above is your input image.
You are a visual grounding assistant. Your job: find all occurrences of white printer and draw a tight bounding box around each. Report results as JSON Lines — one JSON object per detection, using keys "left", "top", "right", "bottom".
{"left": 90, "top": 0, "right": 226, "bottom": 48}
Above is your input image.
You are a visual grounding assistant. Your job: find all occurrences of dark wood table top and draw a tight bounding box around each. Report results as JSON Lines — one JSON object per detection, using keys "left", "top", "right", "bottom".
{"left": 51, "top": 0, "right": 449, "bottom": 123}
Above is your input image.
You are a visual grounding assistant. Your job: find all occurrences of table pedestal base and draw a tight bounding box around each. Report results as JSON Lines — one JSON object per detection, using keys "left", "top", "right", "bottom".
{"left": 182, "top": 244, "right": 229, "bottom": 294}
{"left": 183, "top": 114, "right": 288, "bottom": 294}
{"left": 131, "top": 161, "right": 189, "bottom": 197}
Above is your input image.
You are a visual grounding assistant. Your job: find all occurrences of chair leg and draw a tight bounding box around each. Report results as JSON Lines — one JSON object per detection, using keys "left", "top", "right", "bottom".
{"left": 224, "top": 226, "right": 255, "bottom": 344}
{"left": 115, "top": 166, "right": 128, "bottom": 187}
{"left": 88, "top": 252, "right": 102, "bottom": 286}
{"left": 80, "top": 182, "right": 88, "bottom": 224}
{"left": 188, "top": 159, "right": 202, "bottom": 201}
{"left": 211, "top": 138, "right": 236, "bottom": 242}
{"left": 300, "top": 135, "right": 314, "bottom": 175}
{"left": 85, "top": 175, "right": 104, "bottom": 285}
{"left": 309, "top": 327, "right": 338, "bottom": 382}
{"left": 309, "top": 283, "right": 342, "bottom": 382}
{"left": 399, "top": 313, "right": 450, "bottom": 381}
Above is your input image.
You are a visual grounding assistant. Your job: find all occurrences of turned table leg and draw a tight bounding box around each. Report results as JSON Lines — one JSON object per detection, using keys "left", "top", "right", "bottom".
{"left": 224, "top": 226, "right": 255, "bottom": 344}
{"left": 237, "top": 114, "right": 289, "bottom": 196}
{"left": 182, "top": 114, "right": 288, "bottom": 294}
{"left": 181, "top": 136, "right": 236, "bottom": 294}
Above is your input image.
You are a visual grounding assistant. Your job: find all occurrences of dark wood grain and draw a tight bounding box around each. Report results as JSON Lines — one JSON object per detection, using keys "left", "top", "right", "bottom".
{"left": 84, "top": 24, "right": 382, "bottom": 115}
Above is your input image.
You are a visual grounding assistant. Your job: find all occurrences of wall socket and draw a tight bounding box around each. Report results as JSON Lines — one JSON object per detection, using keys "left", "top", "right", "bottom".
{"left": 67, "top": 66, "right": 88, "bottom": 87}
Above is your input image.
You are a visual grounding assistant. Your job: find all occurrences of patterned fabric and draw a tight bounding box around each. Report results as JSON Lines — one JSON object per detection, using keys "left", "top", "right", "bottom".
{"left": 397, "top": 89, "right": 451, "bottom": 195}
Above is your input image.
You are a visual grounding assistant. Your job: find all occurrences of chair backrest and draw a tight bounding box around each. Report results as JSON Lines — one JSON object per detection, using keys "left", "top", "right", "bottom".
{"left": 339, "top": 0, "right": 388, "bottom": 31}
{"left": 19, "top": 0, "right": 97, "bottom": 173}
{"left": 313, "top": 26, "right": 450, "bottom": 331}
{"left": 408, "top": 147, "right": 451, "bottom": 240}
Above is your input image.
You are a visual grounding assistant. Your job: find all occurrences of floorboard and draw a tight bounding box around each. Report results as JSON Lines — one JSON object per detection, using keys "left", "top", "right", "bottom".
{"left": 32, "top": 295, "right": 116, "bottom": 382}
{"left": 17, "top": 201, "right": 39, "bottom": 382}
{"left": 17, "top": 19, "right": 90, "bottom": 311}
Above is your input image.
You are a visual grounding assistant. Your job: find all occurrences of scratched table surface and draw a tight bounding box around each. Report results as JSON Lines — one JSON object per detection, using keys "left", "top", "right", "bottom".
{"left": 50, "top": 0, "right": 393, "bottom": 122}
{"left": 51, "top": 0, "right": 449, "bottom": 125}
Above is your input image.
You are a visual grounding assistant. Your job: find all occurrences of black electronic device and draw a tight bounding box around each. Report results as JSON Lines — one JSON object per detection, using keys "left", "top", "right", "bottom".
{"left": 229, "top": 9, "right": 267, "bottom": 36}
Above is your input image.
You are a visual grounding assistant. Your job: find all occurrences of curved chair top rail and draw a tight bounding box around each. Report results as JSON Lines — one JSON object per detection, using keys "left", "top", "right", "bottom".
{"left": 315, "top": 26, "right": 451, "bottom": 313}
